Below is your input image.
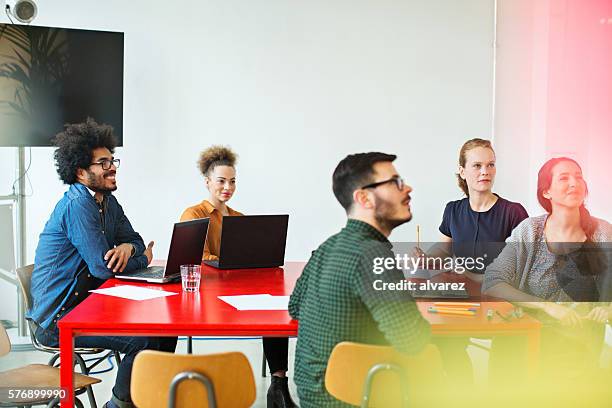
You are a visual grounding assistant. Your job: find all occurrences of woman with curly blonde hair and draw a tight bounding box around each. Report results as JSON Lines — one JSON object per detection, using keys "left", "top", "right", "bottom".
{"left": 180, "top": 145, "right": 296, "bottom": 408}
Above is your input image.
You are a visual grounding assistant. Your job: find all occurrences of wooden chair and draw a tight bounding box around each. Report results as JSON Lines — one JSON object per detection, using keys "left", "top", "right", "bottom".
{"left": 15, "top": 264, "right": 121, "bottom": 408}
{"left": 0, "top": 325, "right": 100, "bottom": 408}
{"left": 131, "top": 350, "right": 256, "bottom": 408}
{"left": 325, "top": 342, "right": 446, "bottom": 408}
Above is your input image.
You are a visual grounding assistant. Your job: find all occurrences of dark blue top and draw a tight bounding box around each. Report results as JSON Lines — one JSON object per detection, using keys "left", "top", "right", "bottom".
{"left": 439, "top": 195, "right": 528, "bottom": 273}
{"left": 28, "top": 183, "right": 149, "bottom": 330}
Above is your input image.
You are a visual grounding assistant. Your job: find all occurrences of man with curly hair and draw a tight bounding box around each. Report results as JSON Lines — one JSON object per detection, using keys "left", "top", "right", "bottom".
{"left": 27, "top": 118, "right": 177, "bottom": 408}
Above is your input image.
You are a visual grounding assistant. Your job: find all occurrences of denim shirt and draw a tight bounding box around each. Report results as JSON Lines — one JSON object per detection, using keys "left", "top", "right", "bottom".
{"left": 28, "top": 183, "right": 148, "bottom": 330}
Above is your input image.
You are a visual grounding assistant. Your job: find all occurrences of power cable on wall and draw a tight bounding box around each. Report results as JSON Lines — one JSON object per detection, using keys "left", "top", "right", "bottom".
{"left": 4, "top": 5, "right": 15, "bottom": 24}
{"left": 11, "top": 147, "right": 34, "bottom": 197}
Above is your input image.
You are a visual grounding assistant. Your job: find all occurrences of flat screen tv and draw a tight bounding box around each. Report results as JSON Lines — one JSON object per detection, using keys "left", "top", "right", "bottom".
{"left": 0, "top": 24, "right": 123, "bottom": 146}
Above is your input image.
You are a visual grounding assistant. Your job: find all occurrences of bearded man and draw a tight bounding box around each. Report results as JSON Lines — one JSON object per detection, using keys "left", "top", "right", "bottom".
{"left": 28, "top": 118, "right": 176, "bottom": 408}
{"left": 289, "top": 152, "right": 432, "bottom": 407}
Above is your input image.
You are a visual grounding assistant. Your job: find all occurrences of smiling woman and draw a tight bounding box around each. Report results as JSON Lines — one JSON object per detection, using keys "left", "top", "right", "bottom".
{"left": 179, "top": 145, "right": 241, "bottom": 261}
{"left": 482, "top": 157, "right": 612, "bottom": 382}
{"left": 179, "top": 145, "right": 297, "bottom": 407}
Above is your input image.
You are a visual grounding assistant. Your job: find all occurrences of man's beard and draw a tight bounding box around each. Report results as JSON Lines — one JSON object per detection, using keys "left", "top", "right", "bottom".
{"left": 373, "top": 194, "right": 411, "bottom": 232}
{"left": 86, "top": 170, "right": 117, "bottom": 193}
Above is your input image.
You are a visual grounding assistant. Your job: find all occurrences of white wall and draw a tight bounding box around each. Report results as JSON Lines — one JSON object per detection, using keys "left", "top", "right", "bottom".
{"left": 495, "top": 0, "right": 612, "bottom": 220}
{"left": 0, "top": 0, "right": 495, "bottom": 281}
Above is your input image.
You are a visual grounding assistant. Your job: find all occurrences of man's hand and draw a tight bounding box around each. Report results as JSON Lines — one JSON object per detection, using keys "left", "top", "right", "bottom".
{"left": 144, "top": 241, "right": 154, "bottom": 265}
{"left": 105, "top": 243, "right": 134, "bottom": 273}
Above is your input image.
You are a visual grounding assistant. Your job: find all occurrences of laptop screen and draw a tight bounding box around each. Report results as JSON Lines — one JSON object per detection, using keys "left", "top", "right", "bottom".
{"left": 218, "top": 215, "right": 288, "bottom": 269}
{"left": 164, "top": 218, "right": 209, "bottom": 276}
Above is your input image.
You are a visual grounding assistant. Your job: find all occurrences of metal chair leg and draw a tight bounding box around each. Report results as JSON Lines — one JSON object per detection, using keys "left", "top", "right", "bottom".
{"left": 75, "top": 353, "right": 90, "bottom": 374}
{"left": 46, "top": 396, "right": 60, "bottom": 407}
{"left": 261, "top": 345, "right": 267, "bottom": 378}
{"left": 48, "top": 353, "right": 60, "bottom": 367}
{"left": 187, "top": 336, "right": 193, "bottom": 354}
{"left": 84, "top": 384, "right": 97, "bottom": 408}
{"left": 75, "top": 353, "right": 98, "bottom": 408}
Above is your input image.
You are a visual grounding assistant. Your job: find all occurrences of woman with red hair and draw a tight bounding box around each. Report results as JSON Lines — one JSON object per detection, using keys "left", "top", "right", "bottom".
{"left": 483, "top": 157, "right": 612, "bottom": 377}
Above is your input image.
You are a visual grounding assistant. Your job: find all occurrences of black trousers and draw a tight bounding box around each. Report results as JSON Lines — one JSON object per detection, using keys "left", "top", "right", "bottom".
{"left": 263, "top": 337, "right": 289, "bottom": 373}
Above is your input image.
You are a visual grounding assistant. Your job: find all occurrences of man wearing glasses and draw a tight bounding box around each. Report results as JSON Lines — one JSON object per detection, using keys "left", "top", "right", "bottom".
{"left": 289, "top": 152, "right": 431, "bottom": 407}
{"left": 28, "top": 118, "right": 177, "bottom": 408}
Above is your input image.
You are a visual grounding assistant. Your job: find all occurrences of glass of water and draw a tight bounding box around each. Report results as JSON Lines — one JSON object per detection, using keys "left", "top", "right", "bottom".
{"left": 180, "top": 264, "right": 201, "bottom": 292}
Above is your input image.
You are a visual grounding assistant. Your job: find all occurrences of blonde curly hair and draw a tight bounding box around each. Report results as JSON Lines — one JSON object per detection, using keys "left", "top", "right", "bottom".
{"left": 198, "top": 145, "right": 238, "bottom": 177}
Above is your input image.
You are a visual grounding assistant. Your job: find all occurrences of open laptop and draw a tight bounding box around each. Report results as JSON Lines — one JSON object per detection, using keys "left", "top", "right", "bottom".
{"left": 116, "top": 218, "right": 209, "bottom": 283}
{"left": 204, "top": 215, "right": 289, "bottom": 269}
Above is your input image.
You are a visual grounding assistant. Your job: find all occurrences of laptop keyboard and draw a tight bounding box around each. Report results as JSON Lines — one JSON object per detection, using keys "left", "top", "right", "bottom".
{"left": 123, "top": 266, "right": 165, "bottom": 278}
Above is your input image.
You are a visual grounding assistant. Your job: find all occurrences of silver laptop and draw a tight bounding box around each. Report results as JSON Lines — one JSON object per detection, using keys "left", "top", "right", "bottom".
{"left": 116, "top": 218, "right": 209, "bottom": 283}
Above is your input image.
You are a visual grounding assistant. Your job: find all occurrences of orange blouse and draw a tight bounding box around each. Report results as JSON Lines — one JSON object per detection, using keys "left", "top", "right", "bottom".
{"left": 180, "top": 200, "right": 244, "bottom": 260}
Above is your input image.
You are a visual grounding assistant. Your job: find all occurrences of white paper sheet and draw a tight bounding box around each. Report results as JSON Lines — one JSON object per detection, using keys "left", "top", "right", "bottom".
{"left": 218, "top": 294, "right": 290, "bottom": 310}
{"left": 90, "top": 285, "right": 178, "bottom": 301}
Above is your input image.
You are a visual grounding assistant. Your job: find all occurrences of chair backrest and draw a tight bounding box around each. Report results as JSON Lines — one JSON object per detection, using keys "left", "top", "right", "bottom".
{"left": 131, "top": 350, "right": 256, "bottom": 408}
{"left": 325, "top": 342, "right": 445, "bottom": 407}
{"left": 15, "top": 264, "right": 35, "bottom": 311}
{"left": 0, "top": 325, "right": 11, "bottom": 357}
{"left": 14, "top": 264, "right": 45, "bottom": 349}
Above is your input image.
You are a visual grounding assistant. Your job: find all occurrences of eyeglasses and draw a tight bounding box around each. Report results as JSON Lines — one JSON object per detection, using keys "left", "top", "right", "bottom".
{"left": 90, "top": 159, "right": 120, "bottom": 170}
{"left": 361, "top": 176, "right": 405, "bottom": 191}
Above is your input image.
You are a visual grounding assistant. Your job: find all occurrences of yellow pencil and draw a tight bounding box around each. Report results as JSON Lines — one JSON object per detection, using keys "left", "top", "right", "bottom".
{"left": 434, "top": 302, "right": 481, "bottom": 308}
{"left": 416, "top": 225, "right": 420, "bottom": 248}
{"left": 433, "top": 307, "right": 477, "bottom": 313}
{"left": 436, "top": 310, "right": 475, "bottom": 316}
{"left": 427, "top": 307, "right": 475, "bottom": 316}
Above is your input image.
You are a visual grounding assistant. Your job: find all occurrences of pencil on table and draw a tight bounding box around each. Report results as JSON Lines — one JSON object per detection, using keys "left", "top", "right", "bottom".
{"left": 427, "top": 306, "right": 476, "bottom": 316}
{"left": 434, "top": 302, "right": 480, "bottom": 308}
{"left": 433, "top": 306, "right": 478, "bottom": 312}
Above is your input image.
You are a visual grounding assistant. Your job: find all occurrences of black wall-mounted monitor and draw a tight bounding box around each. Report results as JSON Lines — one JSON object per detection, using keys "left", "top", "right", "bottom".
{"left": 0, "top": 24, "right": 124, "bottom": 146}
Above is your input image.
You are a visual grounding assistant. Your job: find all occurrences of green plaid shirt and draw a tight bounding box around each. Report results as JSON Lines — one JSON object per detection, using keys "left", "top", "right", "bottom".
{"left": 289, "top": 219, "right": 431, "bottom": 407}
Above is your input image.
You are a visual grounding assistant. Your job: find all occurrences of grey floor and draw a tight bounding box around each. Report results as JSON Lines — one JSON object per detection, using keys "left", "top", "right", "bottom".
{"left": 2, "top": 328, "right": 611, "bottom": 407}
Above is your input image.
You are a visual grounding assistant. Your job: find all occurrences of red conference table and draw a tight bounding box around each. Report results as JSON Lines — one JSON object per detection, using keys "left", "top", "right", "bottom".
{"left": 58, "top": 262, "right": 540, "bottom": 406}
{"left": 59, "top": 262, "right": 300, "bottom": 406}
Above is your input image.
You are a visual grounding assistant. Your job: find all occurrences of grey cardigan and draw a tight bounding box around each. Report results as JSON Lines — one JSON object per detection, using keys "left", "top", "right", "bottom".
{"left": 482, "top": 214, "right": 612, "bottom": 301}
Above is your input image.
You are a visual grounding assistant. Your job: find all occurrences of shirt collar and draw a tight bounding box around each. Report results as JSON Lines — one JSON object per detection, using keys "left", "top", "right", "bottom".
{"left": 201, "top": 199, "right": 237, "bottom": 215}
{"left": 345, "top": 219, "right": 391, "bottom": 245}
{"left": 202, "top": 200, "right": 216, "bottom": 213}
{"left": 85, "top": 185, "right": 96, "bottom": 198}
{"left": 72, "top": 182, "right": 108, "bottom": 202}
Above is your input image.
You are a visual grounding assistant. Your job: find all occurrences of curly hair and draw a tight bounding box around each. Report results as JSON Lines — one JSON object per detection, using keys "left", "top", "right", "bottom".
{"left": 198, "top": 145, "right": 237, "bottom": 177}
{"left": 53, "top": 118, "right": 117, "bottom": 184}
